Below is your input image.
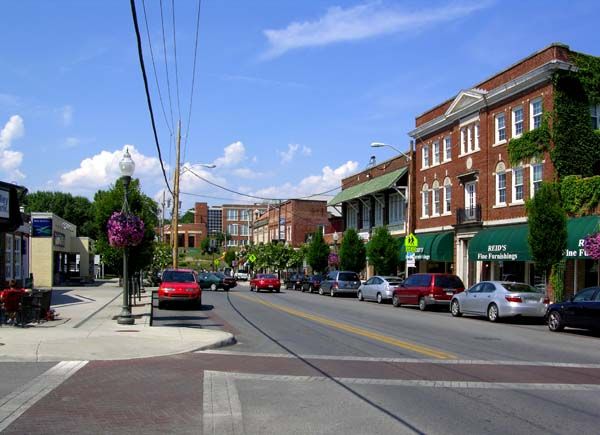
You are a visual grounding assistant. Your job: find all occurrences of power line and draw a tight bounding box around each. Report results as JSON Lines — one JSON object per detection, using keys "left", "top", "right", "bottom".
{"left": 159, "top": 0, "right": 175, "bottom": 133}
{"left": 140, "top": 0, "right": 173, "bottom": 136}
{"left": 183, "top": 0, "right": 202, "bottom": 163}
{"left": 171, "top": 0, "right": 182, "bottom": 121}
{"left": 129, "top": 0, "right": 173, "bottom": 196}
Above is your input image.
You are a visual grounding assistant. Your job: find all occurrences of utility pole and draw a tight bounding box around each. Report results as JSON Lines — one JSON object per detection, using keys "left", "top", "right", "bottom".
{"left": 172, "top": 120, "right": 181, "bottom": 268}
{"left": 161, "top": 190, "right": 166, "bottom": 242}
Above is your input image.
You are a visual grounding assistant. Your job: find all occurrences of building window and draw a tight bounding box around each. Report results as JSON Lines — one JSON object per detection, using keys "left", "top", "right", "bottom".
{"left": 421, "top": 184, "right": 429, "bottom": 218}
{"left": 422, "top": 146, "right": 430, "bottom": 168}
{"left": 240, "top": 224, "right": 249, "bottom": 236}
{"left": 474, "top": 124, "right": 480, "bottom": 150}
{"left": 531, "top": 162, "right": 543, "bottom": 196}
{"left": 286, "top": 225, "right": 292, "bottom": 241}
{"left": 228, "top": 223, "right": 238, "bottom": 236}
{"left": 432, "top": 141, "right": 440, "bottom": 165}
{"left": 512, "top": 106, "right": 524, "bottom": 138}
{"left": 362, "top": 202, "right": 371, "bottom": 229}
{"left": 374, "top": 198, "right": 383, "bottom": 227}
{"left": 465, "top": 182, "right": 476, "bottom": 218}
{"left": 495, "top": 162, "right": 506, "bottom": 205}
{"left": 444, "top": 136, "right": 451, "bottom": 161}
{"left": 389, "top": 193, "right": 402, "bottom": 224}
{"left": 531, "top": 98, "right": 543, "bottom": 130}
{"left": 227, "top": 209, "right": 238, "bottom": 220}
{"left": 467, "top": 126, "right": 472, "bottom": 151}
{"left": 443, "top": 178, "right": 452, "bottom": 214}
{"left": 460, "top": 128, "right": 466, "bottom": 154}
{"left": 495, "top": 113, "right": 506, "bottom": 143}
{"left": 14, "top": 235, "right": 21, "bottom": 280}
{"left": 5, "top": 234, "right": 13, "bottom": 280}
{"left": 513, "top": 167, "right": 524, "bottom": 202}
{"left": 240, "top": 209, "right": 249, "bottom": 221}
{"left": 346, "top": 203, "right": 358, "bottom": 229}
{"left": 591, "top": 104, "right": 600, "bottom": 130}
{"left": 432, "top": 181, "right": 441, "bottom": 216}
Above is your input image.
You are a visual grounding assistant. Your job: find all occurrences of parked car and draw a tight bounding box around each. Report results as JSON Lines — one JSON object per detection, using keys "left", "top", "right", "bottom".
{"left": 358, "top": 275, "right": 403, "bottom": 304}
{"left": 546, "top": 286, "right": 600, "bottom": 332}
{"left": 319, "top": 271, "right": 361, "bottom": 297}
{"left": 198, "top": 272, "right": 236, "bottom": 291}
{"left": 285, "top": 273, "right": 305, "bottom": 290}
{"left": 250, "top": 273, "right": 281, "bottom": 292}
{"left": 234, "top": 270, "right": 249, "bottom": 281}
{"left": 450, "top": 281, "right": 549, "bottom": 322}
{"left": 301, "top": 274, "right": 324, "bottom": 293}
{"left": 392, "top": 273, "right": 465, "bottom": 310}
{"left": 157, "top": 268, "right": 201, "bottom": 309}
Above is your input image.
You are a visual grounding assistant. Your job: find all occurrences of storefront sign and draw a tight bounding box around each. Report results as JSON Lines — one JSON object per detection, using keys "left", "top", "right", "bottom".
{"left": 0, "top": 189, "right": 9, "bottom": 219}
{"left": 358, "top": 231, "right": 370, "bottom": 241}
{"left": 32, "top": 218, "right": 53, "bottom": 237}
{"left": 564, "top": 239, "right": 589, "bottom": 259}
{"left": 476, "top": 245, "right": 519, "bottom": 261}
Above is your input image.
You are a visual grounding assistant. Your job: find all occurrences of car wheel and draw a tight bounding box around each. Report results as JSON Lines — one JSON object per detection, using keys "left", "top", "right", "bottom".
{"left": 487, "top": 303, "right": 500, "bottom": 322}
{"left": 450, "top": 299, "right": 462, "bottom": 317}
{"left": 392, "top": 295, "right": 401, "bottom": 307}
{"left": 330, "top": 288, "right": 335, "bottom": 297}
{"left": 547, "top": 310, "right": 564, "bottom": 332}
{"left": 158, "top": 300, "right": 165, "bottom": 309}
{"left": 197, "top": 299, "right": 203, "bottom": 309}
{"left": 357, "top": 290, "right": 363, "bottom": 301}
{"left": 319, "top": 287, "right": 324, "bottom": 295}
{"left": 210, "top": 283, "right": 217, "bottom": 291}
{"left": 418, "top": 297, "right": 427, "bottom": 311}
{"left": 276, "top": 288, "right": 281, "bottom": 293}
{"left": 225, "top": 287, "right": 230, "bottom": 292}
{"left": 376, "top": 293, "right": 383, "bottom": 304}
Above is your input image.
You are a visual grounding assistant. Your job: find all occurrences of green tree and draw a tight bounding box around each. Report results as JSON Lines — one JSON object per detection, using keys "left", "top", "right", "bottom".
{"left": 200, "top": 237, "right": 211, "bottom": 254}
{"left": 180, "top": 209, "right": 195, "bottom": 224}
{"left": 93, "top": 178, "right": 159, "bottom": 275}
{"left": 526, "top": 182, "right": 567, "bottom": 283}
{"left": 149, "top": 243, "right": 172, "bottom": 274}
{"left": 224, "top": 249, "right": 236, "bottom": 266}
{"left": 339, "top": 228, "right": 366, "bottom": 273}
{"left": 306, "top": 231, "right": 329, "bottom": 273}
{"left": 367, "top": 227, "right": 400, "bottom": 275}
{"left": 23, "top": 191, "right": 96, "bottom": 237}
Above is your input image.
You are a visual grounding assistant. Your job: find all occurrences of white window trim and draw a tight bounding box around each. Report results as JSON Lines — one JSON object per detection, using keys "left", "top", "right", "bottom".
{"left": 460, "top": 128, "right": 466, "bottom": 155}
{"left": 530, "top": 162, "right": 544, "bottom": 198}
{"left": 474, "top": 123, "right": 480, "bottom": 150}
{"left": 443, "top": 136, "right": 452, "bottom": 162}
{"left": 495, "top": 172, "right": 507, "bottom": 207}
{"left": 5, "top": 234, "right": 13, "bottom": 280}
{"left": 388, "top": 193, "right": 402, "bottom": 225}
{"left": 443, "top": 182, "right": 452, "bottom": 215}
{"left": 432, "top": 187, "right": 441, "bottom": 217}
{"left": 512, "top": 106, "right": 524, "bottom": 139}
{"left": 511, "top": 167, "right": 525, "bottom": 205}
{"left": 432, "top": 141, "right": 440, "bottom": 166}
{"left": 494, "top": 113, "right": 507, "bottom": 146}
{"left": 422, "top": 146, "right": 430, "bottom": 169}
{"left": 421, "top": 188, "right": 430, "bottom": 219}
{"left": 530, "top": 98, "right": 543, "bottom": 131}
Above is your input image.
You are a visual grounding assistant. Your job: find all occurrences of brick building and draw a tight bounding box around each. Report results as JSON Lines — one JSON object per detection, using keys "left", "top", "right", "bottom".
{"left": 163, "top": 202, "right": 208, "bottom": 250}
{"left": 222, "top": 203, "right": 267, "bottom": 248}
{"left": 409, "top": 43, "right": 599, "bottom": 292}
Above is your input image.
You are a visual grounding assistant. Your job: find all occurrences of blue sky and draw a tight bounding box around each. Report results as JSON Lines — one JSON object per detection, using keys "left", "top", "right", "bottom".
{"left": 1, "top": 0, "right": 598, "bottom": 212}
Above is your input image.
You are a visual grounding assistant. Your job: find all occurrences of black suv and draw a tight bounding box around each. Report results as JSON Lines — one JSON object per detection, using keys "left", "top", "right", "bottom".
{"left": 285, "top": 273, "right": 305, "bottom": 290}
{"left": 301, "top": 275, "right": 325, "bottom": 293}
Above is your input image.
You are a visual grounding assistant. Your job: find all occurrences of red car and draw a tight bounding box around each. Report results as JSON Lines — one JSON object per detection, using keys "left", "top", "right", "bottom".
{"left": 392, "top": 273, "right": 465, "bottom": 311}
{"left": 250, "top": 274, "right": 281, "bottom": 293}
{"left": 158, "top": 268, "right": 202, "bottom": 309}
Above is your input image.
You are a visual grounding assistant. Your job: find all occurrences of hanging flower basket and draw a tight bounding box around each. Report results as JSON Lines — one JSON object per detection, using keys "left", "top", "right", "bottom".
{"left": 583, "top": 232, "right": 600, "bottom": 261}
{"left": 107, "top": 211, "right": 145, "bottom": 248}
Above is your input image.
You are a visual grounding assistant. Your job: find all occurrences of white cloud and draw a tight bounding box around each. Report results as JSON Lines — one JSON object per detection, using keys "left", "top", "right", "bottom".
{"left": 61, "top": 105, "right": 73, "bottom": 126}
{"left": 252, "top": 160, "right": 358, "bottom": 199}
{"left": 0, "top": 115, "right": 25, "bottom": 180}
{"left": 58, "top": 145, "right": 163, "bottom": 193}
{"left": 232, "top": 168, "right": 264, "bottom": 179}
{"left": 213, "top": 141, "right": 246, "bottom": 168}
{"left": 262, "top": 1, "right": 491, "bottom": 59}
{"left": 278, "top": 143, "right": 311, "bottom": 164}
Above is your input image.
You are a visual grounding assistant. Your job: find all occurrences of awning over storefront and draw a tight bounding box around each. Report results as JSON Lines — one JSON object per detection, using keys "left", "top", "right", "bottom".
{"left": 399, "top": 231, "right": 454, "bottom": 262}
{"left": 565, "top": 215, "right": 600, "bottom": 259}
{"left": 328, "top": 167, "right": 407, "bottom": 206}
{"left": 469, "top": 224, "right": 531, "bottom": 262}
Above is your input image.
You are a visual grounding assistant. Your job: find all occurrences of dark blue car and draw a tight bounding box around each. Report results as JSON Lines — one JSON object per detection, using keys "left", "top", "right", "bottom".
{"left": 546, "top": 286, "right": 600, "bottom": 332}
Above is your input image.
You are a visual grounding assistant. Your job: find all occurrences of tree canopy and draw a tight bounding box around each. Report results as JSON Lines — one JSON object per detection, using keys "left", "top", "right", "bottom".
{"left": 180, "top": 209, "right": 195, "bottom": 224}
{"left": 367, "top": 227, "right": 400, "bottom": 275}
{"left": 339, "top": 228, "right": 366, "bottom": 273}
{"left": 306, "top": 231, "right": 329, "bottom": 273}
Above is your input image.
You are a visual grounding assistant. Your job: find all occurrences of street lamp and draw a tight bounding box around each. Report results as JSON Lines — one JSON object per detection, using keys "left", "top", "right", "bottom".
{"left": 370, "top": 141, "right": 413, "bottom": 278}
{"left": 117, "top": 148, "right": 135, "bottom": 325}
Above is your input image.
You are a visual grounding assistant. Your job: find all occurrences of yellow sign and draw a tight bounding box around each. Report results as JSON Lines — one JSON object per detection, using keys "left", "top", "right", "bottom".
{"left": 214, "top": 259, "right": 220, "bottom": 266}
{"left": 405, "top": 233, "right": 419, "bottom": 252}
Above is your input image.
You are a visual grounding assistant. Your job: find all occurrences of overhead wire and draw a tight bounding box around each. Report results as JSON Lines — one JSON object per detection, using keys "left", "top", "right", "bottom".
{"left": 140, "top": 0, "right": 173, "bottom": 136}
{"left": 129, "top": 0, "right": 173, "bottom": 196}
{"left": 183, "top": 0, "right": 202, "bottom": 163}
{"left": 159, "top": 0, "right": 175, "bottom": 170}
{"left": 171, "top": 0, "right": 182, "bottom": 121}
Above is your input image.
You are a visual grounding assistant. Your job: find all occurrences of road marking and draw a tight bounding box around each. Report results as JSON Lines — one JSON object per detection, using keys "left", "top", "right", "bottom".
{"left": 197, "top": 350, "right": 600, "bottom": 368}
{"left": 234, "top": 293, "right": 455, "bottom": 360}
{"left": 206, "top": 370, "right": 600, "bottom": 391}
{"left": 0, "top": 360, "right": 88, "bottom": 431}
{"left": 203, "top": 371, "right": 245, "bottom": 435}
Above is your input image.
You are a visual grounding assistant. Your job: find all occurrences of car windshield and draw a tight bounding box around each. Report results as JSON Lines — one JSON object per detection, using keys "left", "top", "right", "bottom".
{"left": 162, "top": 271, "right": 195, "bottom": 283}
{"left": 502, "top": 283, "right": 540, "bottom": 293}
{"left": 259, "top": 274, "right": 277, "bottom": 279}
{"left": 214, "top": 272, "right": 226, "bottom": 278}
{"left": 435, "top": 275, "right": 464, "bottom": 288}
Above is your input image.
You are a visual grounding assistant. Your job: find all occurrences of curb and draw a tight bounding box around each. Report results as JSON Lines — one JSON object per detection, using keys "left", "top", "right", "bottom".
{"left": 191, "top": 333, "right": 237, "bottom": 352}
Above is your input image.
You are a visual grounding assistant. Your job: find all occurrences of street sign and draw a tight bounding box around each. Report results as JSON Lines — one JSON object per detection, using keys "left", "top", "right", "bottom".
{"left": 406, "top": 251, "right": 416, "bottom": 268}
{"left": 248, "top": 254, "right": 257, "bottom": 263}
{"left": 214, "top": 258, "right": 220, "bottom": 266}
{"left": 405, "top": 233, "right": 419, "bottom": 253}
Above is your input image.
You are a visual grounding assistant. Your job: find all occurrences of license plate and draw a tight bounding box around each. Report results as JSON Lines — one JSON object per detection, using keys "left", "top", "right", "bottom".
{"left": 446, "top": 291, "right": 453, "bottom": 295}
{"left": 268, "top": 285, "right": 273, "bottom": 288}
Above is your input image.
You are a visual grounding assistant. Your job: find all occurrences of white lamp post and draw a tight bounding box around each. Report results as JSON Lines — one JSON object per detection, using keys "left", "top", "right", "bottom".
{"left": 117, "top": 148, "right": 135, "bottom": 325}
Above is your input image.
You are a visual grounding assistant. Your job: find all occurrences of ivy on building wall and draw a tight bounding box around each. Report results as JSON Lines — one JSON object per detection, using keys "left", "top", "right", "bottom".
{"left": 507, "top": 115, "right": 551, "bottom": 166}
{"left": 559, "top": 175, "right": 600, "bottom": 215}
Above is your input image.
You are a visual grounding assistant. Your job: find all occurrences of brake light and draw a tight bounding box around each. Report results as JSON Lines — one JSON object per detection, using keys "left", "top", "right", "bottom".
{"left": 543, "top": 297, "right": 550, "bottom": 304}
{"left": 505, "top": 296, "right": 523, "bottom": 303}
{"left": 333, "top": 282, "right": 339, "bottom": 289}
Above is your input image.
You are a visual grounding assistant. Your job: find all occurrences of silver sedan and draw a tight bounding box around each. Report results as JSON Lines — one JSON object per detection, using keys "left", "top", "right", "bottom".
{"left": 357, "top": 276, "right": 403, "bottom": 304}
{"left": 450, "top": 281, "right": 549, "bottom": 322}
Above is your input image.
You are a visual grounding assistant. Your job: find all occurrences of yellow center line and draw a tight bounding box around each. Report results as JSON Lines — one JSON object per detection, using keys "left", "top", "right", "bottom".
{"left": 234, "top": 292, "right": 455, "bottom": 360}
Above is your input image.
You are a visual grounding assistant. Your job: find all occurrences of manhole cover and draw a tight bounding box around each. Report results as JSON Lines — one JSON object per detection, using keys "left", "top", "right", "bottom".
{"left": 115, "top": 330, "right": 140, "bottom": 333}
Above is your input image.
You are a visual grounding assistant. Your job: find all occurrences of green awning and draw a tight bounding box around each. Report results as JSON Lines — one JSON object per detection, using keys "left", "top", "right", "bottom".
{"left": 565, "top": 215, "right": 600, "bottom": 259}
{"left": 469, "top": 224, "right": 531, "bottom": 262}
{"left": 328, "top": 167, "right": 408, "bottom": 206}
{"left": 399, "top": 231, "right": 454, "bottom": 262}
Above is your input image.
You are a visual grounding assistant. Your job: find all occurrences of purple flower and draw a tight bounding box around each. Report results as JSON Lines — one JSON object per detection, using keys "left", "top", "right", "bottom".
{"left": 583, "top": 232, "right": 600, "bottom": 261}
{"left": 107, "top": 212, "right": 145, "bottom": 248}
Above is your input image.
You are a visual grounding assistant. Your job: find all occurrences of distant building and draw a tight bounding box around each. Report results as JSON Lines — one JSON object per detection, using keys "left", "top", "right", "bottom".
{"left": 0, "top": 181, "right": 29, "bottom": 287}
{"left": 207, "top": 206, "right": 222, "bottom": 236}
{"left": 222, "top": 203, "right": 267, "bottom": 248}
